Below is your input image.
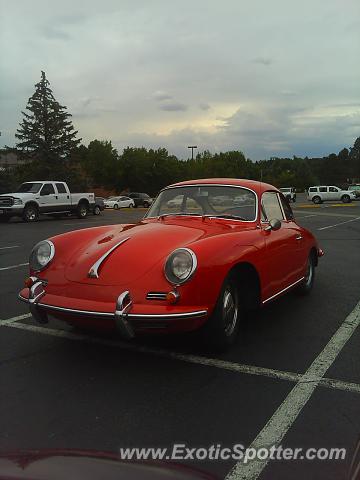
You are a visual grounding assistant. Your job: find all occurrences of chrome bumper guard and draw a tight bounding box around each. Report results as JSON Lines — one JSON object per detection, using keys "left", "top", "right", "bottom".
{"left": 19, "top": 286, "right": 207, "bottom": 339}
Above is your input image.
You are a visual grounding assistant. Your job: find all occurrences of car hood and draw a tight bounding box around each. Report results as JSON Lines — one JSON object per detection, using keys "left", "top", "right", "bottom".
{"left": 64, "top": 220, "right": 221, "bottom": 286}
{"left": 0, "top": 192, "right": 35, "bottom": 200}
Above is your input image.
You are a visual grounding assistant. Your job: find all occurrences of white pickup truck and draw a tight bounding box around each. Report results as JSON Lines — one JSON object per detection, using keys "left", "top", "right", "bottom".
{"left": 0, "top": 181, "right": 95, "bottom": 222}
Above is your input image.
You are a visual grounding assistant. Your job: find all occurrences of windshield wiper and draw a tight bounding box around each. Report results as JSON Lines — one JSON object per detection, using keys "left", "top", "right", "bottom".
{"left": 205, "top": 214, "right": 247, "bottom": 221}
{"left": 158, "top": 213, "right": 202, "bottom": 219}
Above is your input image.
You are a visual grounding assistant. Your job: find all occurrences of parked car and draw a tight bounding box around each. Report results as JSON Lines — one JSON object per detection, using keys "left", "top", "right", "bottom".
{"left": 104, "top": 196, "right": 135, "bottom": 209}
{"left": 348, "top": 184, "right": 360, "bottom": 198}
{"left": 93, "top": 197, "right": 105, "bottom": 215}
{"left": 279, "top": 187, "right": 296, "bottom": 202}
{"left": 127, "top": 192, "right": 153, "bottom": 208}
{"left": 307, "top": 185, "right": 356, "bottom": 204}
{"left": 0, "top": 181, "right": 95, "bottom": 222}
{"left": 19, "top": 178, "right": 323, "bottom": 351}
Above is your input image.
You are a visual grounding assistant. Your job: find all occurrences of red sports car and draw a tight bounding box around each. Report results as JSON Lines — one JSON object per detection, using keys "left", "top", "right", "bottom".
{"left": 19, "top": 179, "right": 323, "bottom": 350}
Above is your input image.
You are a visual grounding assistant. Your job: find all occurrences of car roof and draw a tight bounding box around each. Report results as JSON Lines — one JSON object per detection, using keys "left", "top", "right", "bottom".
{"left": 167, "top": 178, "right": 277, "bottom": 195}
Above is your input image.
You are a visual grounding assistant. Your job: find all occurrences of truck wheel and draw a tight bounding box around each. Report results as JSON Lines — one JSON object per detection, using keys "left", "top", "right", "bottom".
{"left": 76, "top": 202, "right": 88, "bottom": 219}
{"left": 93, "top": 205, "right": 101, "bottom": 215}
{"left": 312, "top": 196, "right": 322, "bottom": 204}
{"left": 341, "top": 194, "right": 351, "bottom": 204}
{"left": 23, "top": 204, "right": 39, "bottom": 222}
{"left": 200, "top": 272, "right": 241, "bottom": 352}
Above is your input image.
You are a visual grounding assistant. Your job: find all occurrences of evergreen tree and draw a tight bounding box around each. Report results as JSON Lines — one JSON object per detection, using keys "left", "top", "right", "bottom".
{"left": 15, "top": 71, "right": 81, "bottom": 175}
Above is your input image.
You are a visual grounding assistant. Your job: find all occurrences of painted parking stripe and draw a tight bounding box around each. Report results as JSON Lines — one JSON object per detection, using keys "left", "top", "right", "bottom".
{"left": 318, "top": 216, "right": 360, "bottom": 231}
{"left": 0, "top": 245, "right": 20, "bottom": 250}
{"left": 0, "top": 262, "right": 29, "bottom": 271}
{"left": 225, "top": 299, "right": 360, "bottom": 480}
{"left": 2, "top": 317, "right": 360, "bottom": 396}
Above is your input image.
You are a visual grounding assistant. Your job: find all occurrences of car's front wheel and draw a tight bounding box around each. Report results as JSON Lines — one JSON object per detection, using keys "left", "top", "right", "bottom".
{"left": 201, "top": 273, "right": 240, "bottom": 351}
{"left": 296, "top": 253, "right": 316, "bottom": 296}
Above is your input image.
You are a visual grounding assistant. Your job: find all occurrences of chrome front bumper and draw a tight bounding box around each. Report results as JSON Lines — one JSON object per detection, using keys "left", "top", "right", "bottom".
{"left": 19, "top": 284, "right": 207, "bottom": 339}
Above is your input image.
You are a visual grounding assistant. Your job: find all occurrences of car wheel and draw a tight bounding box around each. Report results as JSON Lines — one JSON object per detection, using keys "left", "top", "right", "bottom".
{"left": 312, "top": 196, "right": 322, "bottom": 204}
{"left": 129, "top": 203, "right": 134, "bottom": 208}
{"left": 76, "top": 202, "right": 88, "bottom": 219}
{"left": 143, "top": 201, "right": 149, "bottom": 208}
{"left": 22, "top": 204, "right": 39, "bottom": 222}
{"left": 114, "top": 204, "right": 119, "bottom": 209}
{"left": 93, "top": 205, "right": 101, "bottom": 215}
{"left": 200, "top": 272, "right": 240, "bottom": 351}
{"left": 341, "top": 194, "right": 351, "bottom": 204}
{"left": 296, "top": 253, "right": 316, "bottom": 296}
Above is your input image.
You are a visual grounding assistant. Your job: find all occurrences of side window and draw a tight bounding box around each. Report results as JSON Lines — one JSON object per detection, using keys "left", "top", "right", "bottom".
{"left": 55, "top": 183, "right": 67, "bottom": 194}
{"left": 261, "top": 192, "right": 284, "bottom": 222}
{"left": 279, "top": 194, "right": 294, "bottom": 220}
{"left": 319, "top": 187, "right": 327, "bottom": 192}
{"left": 329, "top": 187, "right": 338, "bottom": 192}
{"left": 40, "top": 183, "right": 55, "bottom": 196}
{"left": 309, "top": 187, "right": 317, "bottom": 192}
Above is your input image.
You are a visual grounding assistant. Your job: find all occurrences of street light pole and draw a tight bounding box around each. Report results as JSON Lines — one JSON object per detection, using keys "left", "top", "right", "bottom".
{"left": 188, "top": 145, "right": 197, "bottom": 160}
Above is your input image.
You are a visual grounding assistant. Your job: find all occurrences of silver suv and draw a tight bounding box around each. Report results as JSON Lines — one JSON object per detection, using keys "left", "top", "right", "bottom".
{"left": 307, "top": 186, "right": 356, "bottom": 204}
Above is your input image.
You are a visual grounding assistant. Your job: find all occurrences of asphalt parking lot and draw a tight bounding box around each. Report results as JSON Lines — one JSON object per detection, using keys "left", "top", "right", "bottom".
{"left": 0, "top": 198, "right": 359, "bottom": 479}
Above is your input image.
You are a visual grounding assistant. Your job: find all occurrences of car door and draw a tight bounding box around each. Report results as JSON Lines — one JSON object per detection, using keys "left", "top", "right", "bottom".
{"left": 38, "top": 183, "right": 58, "bottom": 212}
{"left": 260, "top": 191, "right": 303, "bottom": 302}
{"left": 318, "top": 186, "right": 328, "bottom": 201}
{"left": 328, "top": 186, "right": 339, "bottom": 201}
{"left": 55, "top": 182, "right": 70, "bottom": 211}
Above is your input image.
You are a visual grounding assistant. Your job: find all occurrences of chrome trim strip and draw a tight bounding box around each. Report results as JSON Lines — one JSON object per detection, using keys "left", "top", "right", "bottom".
{"left": 146, "top": 292, "right": 168, "bottom": 300}
{"left": 262, "top": 277, "right": 305, "bottom": 304}
{"left": 20, "top": 297, "right": 208, "bottom": 319}
{"left": 145, "top": 183, "right": 259, "bottom": 223}
{"left": 88, "top": 237, "right": 130, "bottom": 278}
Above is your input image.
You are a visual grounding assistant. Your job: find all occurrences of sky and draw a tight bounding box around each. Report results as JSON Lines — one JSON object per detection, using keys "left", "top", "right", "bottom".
{"left": 0, "top": 0, "right": 359, "bottom": 160}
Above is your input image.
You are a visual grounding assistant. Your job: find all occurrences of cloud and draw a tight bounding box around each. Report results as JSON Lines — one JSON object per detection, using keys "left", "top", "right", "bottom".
{"left": 159, "top": 102, "right": 188, "bottom": 112}
{"left": 153, "top": 91, "right": 173, "bottom": 101}
{"left": 252, "top": 57, "right": 273, "bottom": 66}
{"left": 199, "top": 103, "right": 211, "bottom": 111}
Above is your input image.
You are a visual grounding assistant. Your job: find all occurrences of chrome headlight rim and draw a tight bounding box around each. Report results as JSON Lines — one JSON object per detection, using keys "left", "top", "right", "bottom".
{"left": 29, "top": 240, "right": 55, "bottom": 272}
{"left": 164, "top": 247, "right": 197, "bottom": 285}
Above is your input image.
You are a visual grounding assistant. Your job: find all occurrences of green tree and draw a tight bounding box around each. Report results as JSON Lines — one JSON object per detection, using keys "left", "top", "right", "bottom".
{"left": 15, "top": 71, "right": 81, "bottom": 177}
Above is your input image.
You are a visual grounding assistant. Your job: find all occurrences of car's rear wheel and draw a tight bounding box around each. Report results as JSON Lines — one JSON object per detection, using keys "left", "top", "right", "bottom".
{"left": 296, "top": 253, "right": 316, "bottom": 296}
{"left": 76, "top": 202, "right": 88, "bottom": 219}
{"left": 200, "top": 272, "right": 240, "bottom": 351}
{"left": 341, "top": 194, "right": 351, "bottom": 203}
{"left": 312, "top": 196, "right": 322, "bottom": 204}
{"left": 129, "top": 203, "right": 134, "bottom": 208}
{"left": 93, "top": 205, "right": 101, "bottom": 215}
{"left": 23, "top": 204, "right": 39, "bottom": 222}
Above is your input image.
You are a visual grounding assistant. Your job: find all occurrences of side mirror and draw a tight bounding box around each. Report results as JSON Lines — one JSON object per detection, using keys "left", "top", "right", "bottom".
{"left": 265, "top": 218, "right": 281, "bottom": 231}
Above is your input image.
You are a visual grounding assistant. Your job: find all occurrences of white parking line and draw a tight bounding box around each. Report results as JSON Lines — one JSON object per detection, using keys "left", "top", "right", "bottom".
{"left": 0, "top": 262, "right": 29, "bottom": 271}
{"left": 318, "top": 216, "right": 360, "bottom": 231}
{"left": 0, "top": 245, "right": 20, "bottom": 250}
{"left": 2, "top": 315, "right": 360, "bottom": 395}
{"left": 226, "top": 299, "right": 360, "bottom": 480}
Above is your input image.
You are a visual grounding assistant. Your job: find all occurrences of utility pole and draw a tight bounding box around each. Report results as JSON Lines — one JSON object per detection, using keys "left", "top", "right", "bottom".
{"left": 188, "top": 145, "right": 197, "bottom": 160}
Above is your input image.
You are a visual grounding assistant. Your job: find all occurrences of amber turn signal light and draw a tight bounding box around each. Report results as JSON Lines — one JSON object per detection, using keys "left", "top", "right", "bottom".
{"left": 24, "top": 276, "right": 37, "bottom": 288}
{"left": 166, "top": 291, "right": 180, "bottom": 304}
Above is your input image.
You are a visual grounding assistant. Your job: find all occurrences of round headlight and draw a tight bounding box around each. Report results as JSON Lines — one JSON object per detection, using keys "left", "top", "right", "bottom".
{"left": 165, "top": 248, "right": 197, "bottom": 284}
{"left": 29, "top": 240, "right": 55, "bottom": 272}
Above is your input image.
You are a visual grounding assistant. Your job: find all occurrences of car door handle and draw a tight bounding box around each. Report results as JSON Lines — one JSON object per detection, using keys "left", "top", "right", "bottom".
{"left": 295, "top": 235, "right": 303, "bottom": 241}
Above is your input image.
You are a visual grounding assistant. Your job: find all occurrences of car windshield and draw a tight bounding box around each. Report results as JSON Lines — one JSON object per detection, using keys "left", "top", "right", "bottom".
{"left": 16, "top": 182, "right": 42, "bottom": 193}
{"left": 145, "top": 185, "right": 257, "bottom": 221}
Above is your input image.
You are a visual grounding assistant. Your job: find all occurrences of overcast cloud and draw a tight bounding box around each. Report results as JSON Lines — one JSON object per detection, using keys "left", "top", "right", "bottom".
{"left": 0, "top": 0, "right": 359, "bottom": 159}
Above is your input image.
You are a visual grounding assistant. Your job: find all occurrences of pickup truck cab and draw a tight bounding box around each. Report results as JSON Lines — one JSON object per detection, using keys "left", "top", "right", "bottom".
{"left": 0, "top": 181, "right": 95, "bottom": 222}
{"left": 307, "top": 185, "right": 356, "bottom": 204}
{"left": 279, "top": 187, "right": 296, "bottom": 202}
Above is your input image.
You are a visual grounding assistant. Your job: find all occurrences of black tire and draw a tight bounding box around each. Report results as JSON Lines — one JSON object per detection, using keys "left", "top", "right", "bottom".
{"left": 129, "top": 203, "right": 134, "bottom": 208}
{"left": 134, "top": 203, "right": 138, "bottom": 208}
{"left": 200, "top": 272, "right": 241, "bottom": 351}
{"left": 286, "top": 195, "right": 291, "bottom": 202}
{"left": 341, "top": 194, "right": 351, "bottom": 204}
{"left": 0, "top": 216, "right": 10, "bottom": 223}
{"left": 76, "top": 202, "right": 88, "bottom": 219}
{"left": 312, "top": 196, "right": 322, "bottom": 204}
{"left": 293, "top": 197, "right": 296, "bottom": 203}
{"left": 93, "top": 205, "right": 101, "bottom": 215}
{"left": 143, "top": 201, "right": 150, "bottom": 208}
{"left": 114, "top": 204, "right": 119, "bottom": 210}
{"left": 296, "top": 253, "right": 316, "bottom": 296}
{"left": 22, "top": 204, "right": 39, "bottom": 222}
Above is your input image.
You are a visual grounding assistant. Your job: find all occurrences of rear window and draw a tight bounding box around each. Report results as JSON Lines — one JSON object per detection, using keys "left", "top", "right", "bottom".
{"left": 319, "top": 187, "right": 327, "bottom": 192}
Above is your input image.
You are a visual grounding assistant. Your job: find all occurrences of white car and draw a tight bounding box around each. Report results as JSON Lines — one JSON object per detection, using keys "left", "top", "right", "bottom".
{"left": 279, "top": 187, "right": 296, "bottom": 202}
{"left": 104, "top": 196, "right": 135, "bottom": 209}
{"left": 307, "top": 186, "right": 356, "bottom": 204}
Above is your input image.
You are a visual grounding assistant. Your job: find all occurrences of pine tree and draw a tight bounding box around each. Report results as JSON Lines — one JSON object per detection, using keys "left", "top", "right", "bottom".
{"left": 15, "top": 71, "right": 81, "bottom": 171}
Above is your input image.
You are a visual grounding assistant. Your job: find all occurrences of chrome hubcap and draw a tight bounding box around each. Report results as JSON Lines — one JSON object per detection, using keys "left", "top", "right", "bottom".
{"left": 223, "top": 288, "right": 238, "bottom": 336}
{"left": 28, "top": 210, "right": 36, "bottom": 220}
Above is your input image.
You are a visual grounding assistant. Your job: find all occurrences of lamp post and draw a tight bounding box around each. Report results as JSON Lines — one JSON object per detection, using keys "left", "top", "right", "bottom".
{"left": 188, "top": 145, "right": 197, "bottom": 160}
